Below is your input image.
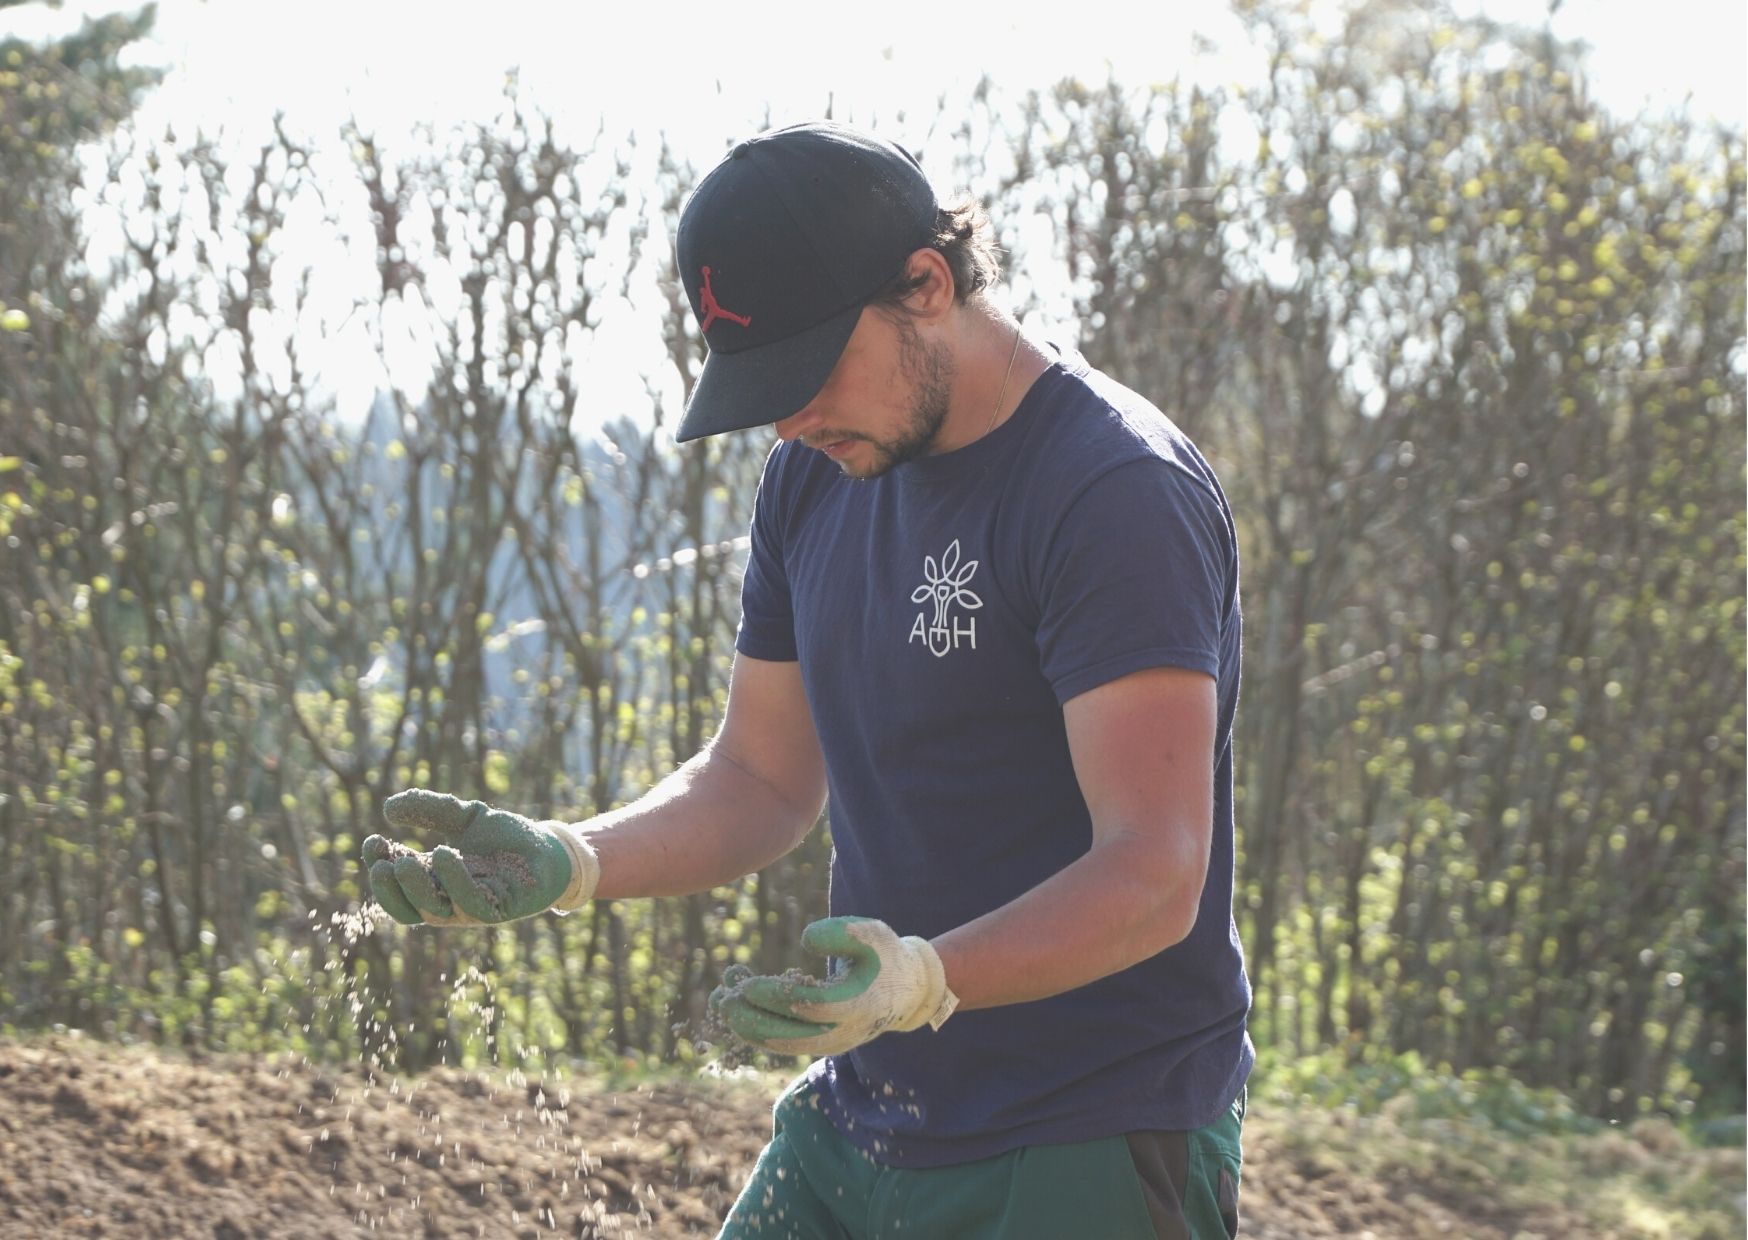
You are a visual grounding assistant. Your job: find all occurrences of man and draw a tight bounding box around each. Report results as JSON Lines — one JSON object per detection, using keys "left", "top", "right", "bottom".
{"left": 363, "top": 120, "right": 1252, "bottom": 1239}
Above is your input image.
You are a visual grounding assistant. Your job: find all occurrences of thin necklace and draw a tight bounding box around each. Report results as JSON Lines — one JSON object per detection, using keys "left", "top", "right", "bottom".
{"left": 985, "top": 327, "right": 1023, "bottom": 439}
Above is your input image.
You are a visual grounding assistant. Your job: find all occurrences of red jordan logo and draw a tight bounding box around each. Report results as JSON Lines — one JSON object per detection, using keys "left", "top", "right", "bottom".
{"left": 699, "top": 266, "right": 752, "bottom": 333}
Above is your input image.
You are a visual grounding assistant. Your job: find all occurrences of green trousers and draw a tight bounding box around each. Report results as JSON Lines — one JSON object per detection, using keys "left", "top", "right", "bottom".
{"left": 719, "top": 1078, "right": 1245, "bottom": 1240}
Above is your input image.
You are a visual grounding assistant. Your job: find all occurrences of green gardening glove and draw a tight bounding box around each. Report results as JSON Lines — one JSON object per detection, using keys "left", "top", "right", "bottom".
{"left": 360, "top": 789, "right": 600, "bottom": 927}
{"left": 708, "top": 916, "right": 959, "bottom": 1056}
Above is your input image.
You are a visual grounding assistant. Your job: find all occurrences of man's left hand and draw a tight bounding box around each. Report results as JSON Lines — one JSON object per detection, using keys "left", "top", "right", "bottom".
{"left": 709, "top": 916, "right": 958, "bottom": 1056}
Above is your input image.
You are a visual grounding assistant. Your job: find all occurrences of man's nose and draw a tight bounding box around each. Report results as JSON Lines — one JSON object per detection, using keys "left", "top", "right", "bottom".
{"left": 773, "top": 402, "right": 821, "bottom": 443}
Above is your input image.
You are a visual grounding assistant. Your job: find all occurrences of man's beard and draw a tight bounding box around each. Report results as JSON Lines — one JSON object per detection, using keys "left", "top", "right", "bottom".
{"left": 838, "top": 319, "right": 955, "bottom": 479}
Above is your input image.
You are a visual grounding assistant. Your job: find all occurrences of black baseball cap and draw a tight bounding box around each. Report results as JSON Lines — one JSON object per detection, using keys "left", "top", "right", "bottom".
{"left": 673, "top": 121, "right": 939, "bottom": 442}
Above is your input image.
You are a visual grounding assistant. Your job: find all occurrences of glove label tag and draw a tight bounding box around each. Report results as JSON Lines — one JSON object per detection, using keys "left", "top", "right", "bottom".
{"left": 927, "top": 989, "right": 959, "bottom": 1031}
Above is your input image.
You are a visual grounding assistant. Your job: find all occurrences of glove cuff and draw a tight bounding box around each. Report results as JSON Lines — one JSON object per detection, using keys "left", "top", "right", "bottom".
{"left": 543, "top": 821, "right": 601, "bottom": 913}
{"left": 899, "top": 935, "right": 959, "bottom": 1032}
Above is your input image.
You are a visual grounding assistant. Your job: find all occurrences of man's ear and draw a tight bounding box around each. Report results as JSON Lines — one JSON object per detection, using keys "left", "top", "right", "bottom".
{"left": 900, "top": 247, "right": 956, "bottom": 321}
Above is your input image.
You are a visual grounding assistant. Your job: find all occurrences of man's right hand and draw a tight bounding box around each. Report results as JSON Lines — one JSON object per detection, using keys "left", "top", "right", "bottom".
{"left": 360, "top": 789, "right": 600, "bottom": 927}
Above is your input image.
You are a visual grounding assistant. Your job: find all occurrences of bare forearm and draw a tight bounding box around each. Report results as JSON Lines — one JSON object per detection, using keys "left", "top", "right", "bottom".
{"left": 932, "top": 828, "right": 1207, "bottom": 1011}
{"left": 579, "top": 744, "right": 822, "bottom": 899}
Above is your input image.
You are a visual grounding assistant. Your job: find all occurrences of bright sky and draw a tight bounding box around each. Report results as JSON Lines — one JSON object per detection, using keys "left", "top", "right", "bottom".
{"left": 6, "top": 0, "right": 1743, "bottom": 428}
{"left": 9, "top": 0, "right": 1738, "bottom": 155}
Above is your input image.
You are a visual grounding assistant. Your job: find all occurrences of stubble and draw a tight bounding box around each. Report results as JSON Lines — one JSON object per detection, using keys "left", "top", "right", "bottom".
{"left": 839, "top": 318, "right": 955, "bottom": 479}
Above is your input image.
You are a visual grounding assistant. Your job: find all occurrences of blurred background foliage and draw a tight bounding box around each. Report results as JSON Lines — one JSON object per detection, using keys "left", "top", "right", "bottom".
{"left": 0, "top": 0, "right": 1741, "bottom": 1131}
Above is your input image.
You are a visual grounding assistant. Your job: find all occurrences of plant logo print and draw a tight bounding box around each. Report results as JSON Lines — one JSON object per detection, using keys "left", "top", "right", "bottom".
{"left": 908, "top": 539, "right": 983, "bottom": 657}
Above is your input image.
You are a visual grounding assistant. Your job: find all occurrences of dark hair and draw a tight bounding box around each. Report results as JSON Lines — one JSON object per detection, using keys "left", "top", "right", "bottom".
{"left": 867, "top": 196, "right": 1003, "bottom": 314}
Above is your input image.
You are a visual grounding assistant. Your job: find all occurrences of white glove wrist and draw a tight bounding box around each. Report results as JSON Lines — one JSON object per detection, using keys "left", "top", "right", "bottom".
{"left": 896, "top": 935, "right": 959, "bottom": 1032}
{"left": 543, "top": 820, "right": 601, "bottom": 913}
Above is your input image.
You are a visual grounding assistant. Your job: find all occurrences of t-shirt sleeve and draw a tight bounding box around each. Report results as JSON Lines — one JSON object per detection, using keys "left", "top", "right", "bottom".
{"left": 1035, "top": 457, "right": 1234, "bottom": 704}
{"left": 735, "top": 448, "right": 799, "bottom": 662}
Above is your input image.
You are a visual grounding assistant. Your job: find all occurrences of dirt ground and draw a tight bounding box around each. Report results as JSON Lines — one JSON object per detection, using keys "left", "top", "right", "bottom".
{"left": 0, "top": 1036, "right": 1632, "bottom": 1238}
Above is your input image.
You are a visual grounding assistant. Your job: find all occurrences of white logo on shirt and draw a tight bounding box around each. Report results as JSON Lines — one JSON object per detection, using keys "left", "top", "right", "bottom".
{"left": 909, "top": 539, "right": 983, "bottom": 657}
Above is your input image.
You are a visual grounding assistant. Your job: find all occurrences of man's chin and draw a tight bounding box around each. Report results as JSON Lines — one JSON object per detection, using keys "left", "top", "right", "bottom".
{"left": 826, "top": 440, "right": 898, "bottom": 480}
{"left": 837, "top": 458, "right": 894, "bottom": 480}
{"left": 823, "top": 427, "right": 935, "bottom": 479}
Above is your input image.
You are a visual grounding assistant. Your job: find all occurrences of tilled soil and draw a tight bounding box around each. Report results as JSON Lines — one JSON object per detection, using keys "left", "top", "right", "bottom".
{"left": 0, "top": 1038, "right": 766, "bottom": 1238}
{"left": 0, "top": 1037, "right": 1589, "bottom": 1238}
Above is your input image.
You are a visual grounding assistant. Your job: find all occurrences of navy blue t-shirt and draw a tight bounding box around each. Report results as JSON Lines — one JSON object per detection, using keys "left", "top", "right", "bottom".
{"left": 735, "top": 345, "right": 1253, "bottom": 1166}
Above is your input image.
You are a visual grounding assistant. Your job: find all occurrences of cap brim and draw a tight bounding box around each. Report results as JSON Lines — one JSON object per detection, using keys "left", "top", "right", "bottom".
{"left": 675, "top": 301, "right": 864, "bottom": 443}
